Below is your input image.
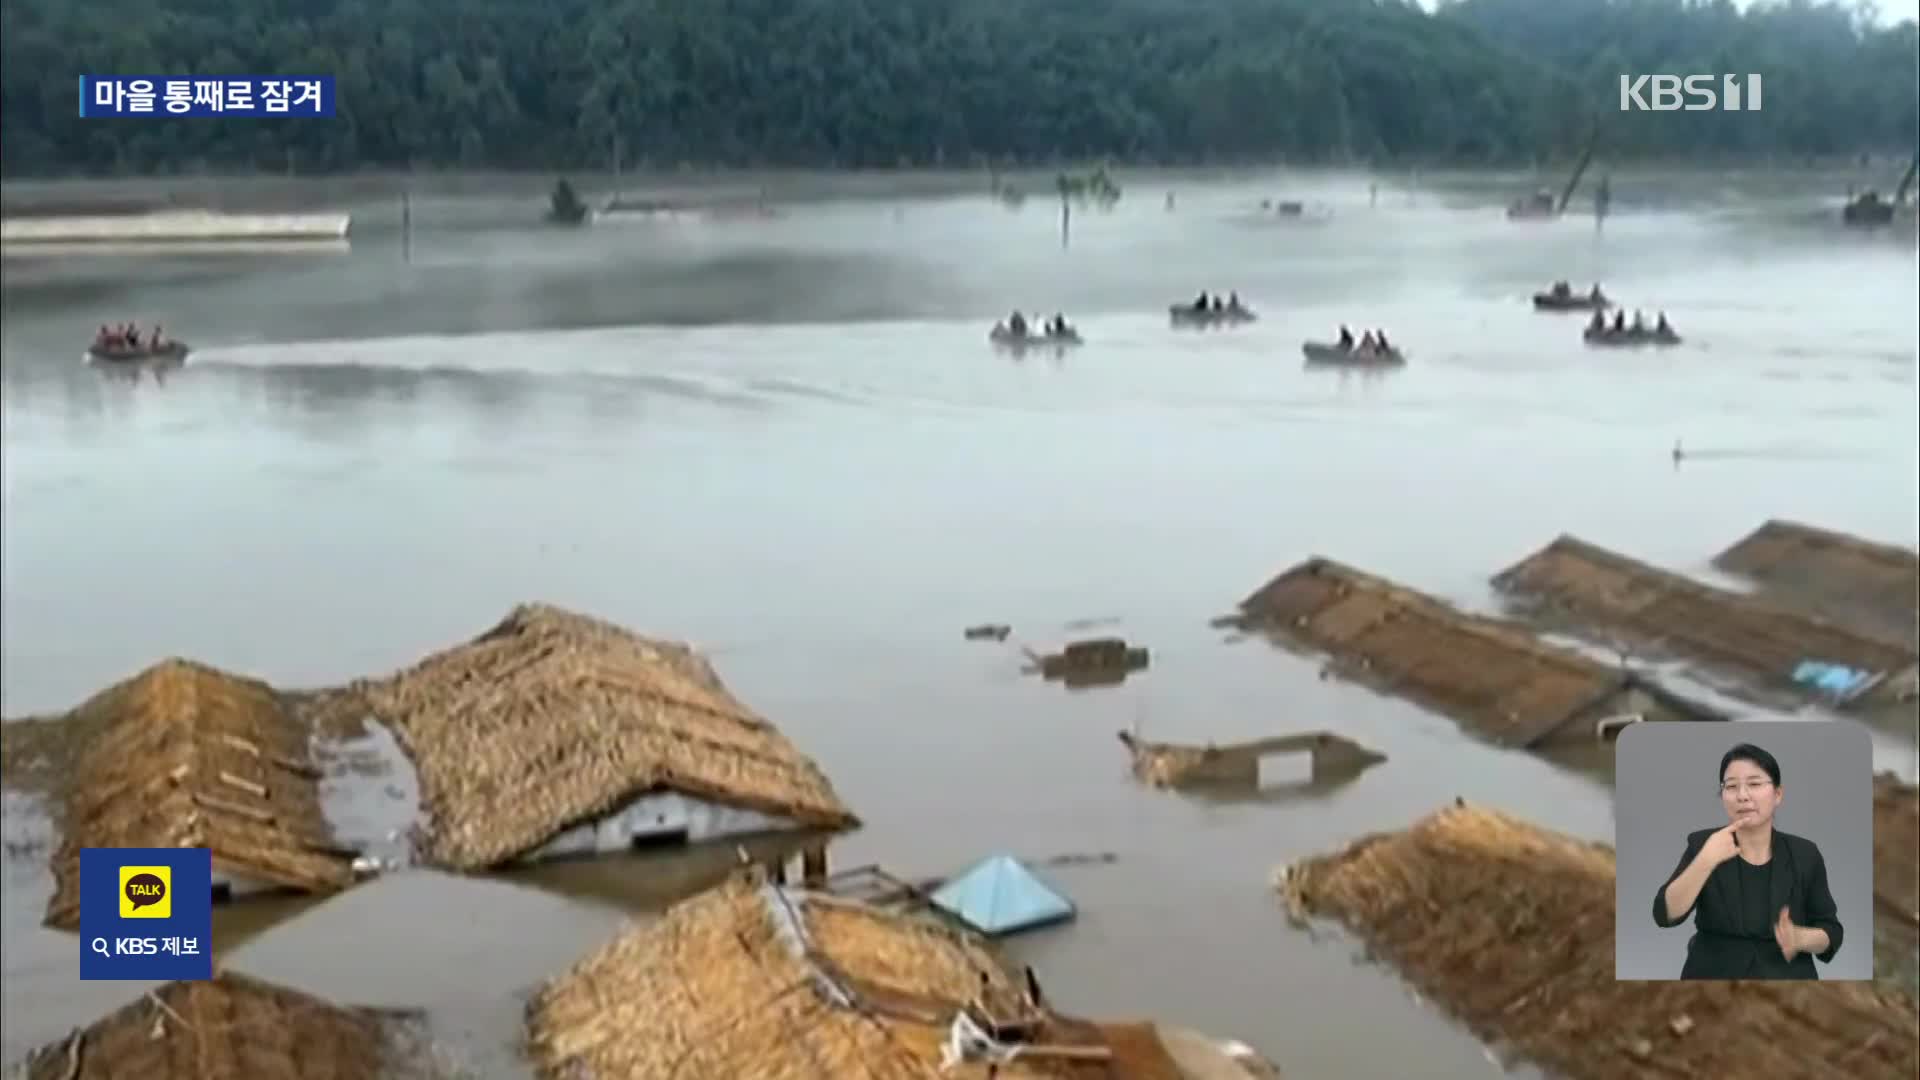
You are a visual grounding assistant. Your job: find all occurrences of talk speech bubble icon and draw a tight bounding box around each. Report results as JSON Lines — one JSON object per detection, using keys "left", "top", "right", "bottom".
{"left": 121, "top": 869, "right": 169, "bottom": 917}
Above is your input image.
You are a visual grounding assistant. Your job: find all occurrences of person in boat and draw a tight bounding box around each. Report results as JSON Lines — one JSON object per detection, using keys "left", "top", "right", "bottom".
{"left": 1009, "top": 311, "right": 1028, "bottom": 336}
{"left": 1228, "top": 291, "right": 1244, "bottom": 312}
{"left": 1551, "top": 280, "right": 1571, "bottom": 297}
{"left": 1193, "top": 292, "right": 1210, "bottom": 312}
{"left": 1588, "top": 310, "right": 1607, "bottom": 334}
{"left": 151, "top": 325, "right": 165, "bottom": 350}
{"left": 1656, "top": 311, "right": 1672, "bottom": 336}
{"left": 1210, "top": 295, "right": 1225, "bottom": 312}
{"left": 1612, "top": 310, "right": 1627, "bottom": 333}
{"left": 1631, "top": 310, "right": 1646, "bottom": 334}
{"left": 1338, "top": 325, "right": 1355, "bottom": 349}
{"left": 1590, "top": 283, "right": 1604, "bottom": 302}
{"left": 1375, "top": 331, "right": 1392, "bottom": 353}
{"left": 1359, "top": 331, "right": 1378, "bottom": 351}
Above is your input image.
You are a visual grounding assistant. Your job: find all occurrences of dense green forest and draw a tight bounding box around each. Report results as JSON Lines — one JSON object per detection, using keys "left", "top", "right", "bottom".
{"left": 0, "top": 0, "right": 1913, "bottom": 175}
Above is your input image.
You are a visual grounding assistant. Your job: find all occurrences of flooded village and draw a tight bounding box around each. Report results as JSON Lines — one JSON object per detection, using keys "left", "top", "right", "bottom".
{"left": 2, "top": 5, "right": 1918, "bottom": 1066}
{"left": 2, "top": 495, "right": 1917, "bottom": 1077}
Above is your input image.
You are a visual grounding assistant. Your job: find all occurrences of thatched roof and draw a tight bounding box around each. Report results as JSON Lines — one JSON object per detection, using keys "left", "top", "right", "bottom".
{"left": 334, "top": 604, "right": 858, "bottom": 870}
{"left": 1280, "top": 802, "right": 1920, "bottom": 1080}
{"left": 19, "top": 971, "right": 429, "bottom": 1080}
{"left": 1493, "top": 535, "right": 1918, "bottom": 699}
{"left": 44, "top": 660, "right": 357, "bottom": 929}
{"left": 1876, "top": 773, "right": 1919, "bottom": 938}
{"left": 526, "top": 872, "right": 1185, "bottom": 1079}
{"left": 1235, "top": 557, "right": 1716, "bottom": 746}
{"left": 1713, "top": 520, "right": 1920, "bottom": 649}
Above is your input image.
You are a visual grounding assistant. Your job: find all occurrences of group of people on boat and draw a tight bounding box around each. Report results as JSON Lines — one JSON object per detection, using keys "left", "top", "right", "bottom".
{"left": 93, "top": 323, "right": 169, "bottom": 353}
{"left": 1587, "top": 308, "right": 1674, "bottom": 337}
{"left": 1188, "top": 291, "right": 1251, "bottom": 315}
{"left": 1548, "top": 280, "right": 1605, "bottom": 302}
{"left": 997, "top": 310, "right": 1076, "bottom": 339}
{"left": 1335, "top": 325, "right": 1395, "bottom": 353}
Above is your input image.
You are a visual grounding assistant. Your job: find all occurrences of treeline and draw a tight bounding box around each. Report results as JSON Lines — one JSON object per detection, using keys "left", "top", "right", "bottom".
{"left": 1, "top": 0, "right": 1913, "bottom": 176}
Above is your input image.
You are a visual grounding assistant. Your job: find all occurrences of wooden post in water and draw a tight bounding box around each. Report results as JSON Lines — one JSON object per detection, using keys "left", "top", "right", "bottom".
{"left": 401, "top": 190, "right": 412, "bottom": 263}
{"left": 1060, "top": 196, "right": 1071, "bottom": 249}
{"left": 802, "top": 844, "right": 828, "bottom": 887}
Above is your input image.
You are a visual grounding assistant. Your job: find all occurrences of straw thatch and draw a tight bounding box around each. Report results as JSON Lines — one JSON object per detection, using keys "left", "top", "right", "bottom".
{"left": 331, "top": 603, "right": 857, "bottom": 870}
{"left": 1713, "top": 520, "right": 1920, "bottom": 649}
{"left": 1279, "top": 802, "right": 1919, "bottom": 1080}
{"left": 1234, "top": 558, "right": 1721, "bottom": 747}
{"left": 1876, "top": 773, "right": 1919, "bottom": 939}
{"left": 526, "top": 871, "right": 1185, "bottom": 1079}
{"left": 20, "top": 970, "right": 429, "bottom": 1080}
{"left": 1493, "top": 535, "right": 1919, "bottom": 704}
{"left": 43, "top": 660, "right": 356, "bottom": 929}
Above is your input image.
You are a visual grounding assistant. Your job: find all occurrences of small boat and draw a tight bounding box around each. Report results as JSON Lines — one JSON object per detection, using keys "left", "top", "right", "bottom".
{"left": 86, "top": 340, "right": 191, "bottom": 364}
{"left": 1582, "top": 325, "right": 1681, "bottom": 347}
{"left": 1302, "top": 341, "right": 1405, "bottom": 366}
{"left": 990, "top": 325, "right": 1081, "bottom": 348}
{"left": 1169, "top": 302, "right": 1256, "bottom": 328}
{"left": 1533, "top": 288, "right": 1609, "bottom": 311}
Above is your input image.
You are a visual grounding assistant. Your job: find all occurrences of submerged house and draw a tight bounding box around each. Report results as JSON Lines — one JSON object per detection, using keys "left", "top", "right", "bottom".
{"left": 930, "top": 854, "right": 1078, "bottom": 937}
{"left": 1233, "top": 557, "right": 1724, "bottom": 749}
{"left": 330, "top": 603, "right": 859, "bottom": 871}
{"left": 18, "top": 970, "right": 442, "bottom": 1080}
{"left": 527, "top": 870, "right": 1257, "bottom": 1079}
{"left": 1493, "top": 535, "right": 1920, "bottom": 709}
{"left": 43, "top": 660, "right": 359, "bottom": 929}
{"left": 1117, "top": 730, "right": 1385, "bottom": 790}
{"left": 1278, "top": 801, "right": 1920, "bottom": 1080}
{"left": 1713, "top": 520, "right": 1920, "bottom": 650}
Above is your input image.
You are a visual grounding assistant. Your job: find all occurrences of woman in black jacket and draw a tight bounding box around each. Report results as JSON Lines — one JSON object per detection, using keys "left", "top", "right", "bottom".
{"left": 1653, "top": 743, "right": 1844, "bottom": 979}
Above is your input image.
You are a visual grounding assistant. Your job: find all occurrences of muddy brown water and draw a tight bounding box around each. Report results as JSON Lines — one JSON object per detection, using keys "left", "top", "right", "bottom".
{"left": 3, "top": 168, "right": 1917, "bottom": 1078}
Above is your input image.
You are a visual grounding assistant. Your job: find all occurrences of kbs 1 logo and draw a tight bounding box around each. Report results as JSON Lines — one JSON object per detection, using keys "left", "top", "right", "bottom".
{"left": 1620, "top": 74, "right": 1762, "bottom": 112}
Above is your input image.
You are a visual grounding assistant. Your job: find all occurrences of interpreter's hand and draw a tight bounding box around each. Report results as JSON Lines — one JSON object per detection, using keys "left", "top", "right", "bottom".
{"left": 1775, "top": 907, "right": 1803, "bottom": 962}
{"left": 1698, "top": 823, "right": 1742, "bottom": 868}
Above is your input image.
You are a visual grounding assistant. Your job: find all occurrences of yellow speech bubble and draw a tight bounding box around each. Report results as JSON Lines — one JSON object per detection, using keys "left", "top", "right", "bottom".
{"left": 119, "top": 865, "right": 171, "bottom": 919}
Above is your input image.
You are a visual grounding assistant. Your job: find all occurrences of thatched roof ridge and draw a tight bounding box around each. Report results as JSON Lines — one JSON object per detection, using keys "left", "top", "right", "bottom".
{"left": 1493, "top": 534, "right": 1918, "bottom": 687}
{"left": 1716, "top": 519, "right": 1919, "bottom": 578}
{"left": 342, "top": 603, "right": 857, "bottom": 870}
{"left": 1713, "top": 520, "right": 1919, "bottom": 649}
{"left": 1875, "top": 773, "right": 1919, "bottom": 936}
{"left": 44, "top": 659, "right": 356, "bottom": 929}
{"left": 527, "top": 872, "right": 1180, "bottom": 1079}
{"left": 1235, "top": 557, "right": 1704, "bottom": 746}
{"left": 20, "top": 970, "right": 425, "bottom": 1080}
{"left": 1280, "top": 802, "right": 1920, "bottom": 1080}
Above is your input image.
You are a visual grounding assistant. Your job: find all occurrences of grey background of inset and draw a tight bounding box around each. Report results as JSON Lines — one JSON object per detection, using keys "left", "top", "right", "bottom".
{"left": 1614, "top": 720, "right": 1873, "bottom": 980}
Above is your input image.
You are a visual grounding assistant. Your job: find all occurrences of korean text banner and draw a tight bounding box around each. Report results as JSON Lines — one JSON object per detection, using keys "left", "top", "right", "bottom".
{"left": 79, "top": 76, "right": 335, "bottom": 117}
{"left": 79, "top": 847, "right": 214, "bottom": 980}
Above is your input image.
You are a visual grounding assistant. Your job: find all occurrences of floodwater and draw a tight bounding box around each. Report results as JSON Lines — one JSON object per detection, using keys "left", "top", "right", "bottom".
{"left": 3, "top": 167, "right": 1917, "bottom": 1078}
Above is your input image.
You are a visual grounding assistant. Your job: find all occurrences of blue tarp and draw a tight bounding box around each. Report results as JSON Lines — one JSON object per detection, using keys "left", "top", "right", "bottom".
{"left": 1791, "top": 659, "right": 1876, "bottom": 698}
{"left": 929, "top": 854, "right": 1076, "bottom": 937}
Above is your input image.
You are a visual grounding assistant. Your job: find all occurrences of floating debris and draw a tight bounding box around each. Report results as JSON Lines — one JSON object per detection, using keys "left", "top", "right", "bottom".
{"left": 964, "top": 623, "right": 1013, "bottom": 641}
{"left": 1030, "top": 637, "right": 1150, "bottom": 687}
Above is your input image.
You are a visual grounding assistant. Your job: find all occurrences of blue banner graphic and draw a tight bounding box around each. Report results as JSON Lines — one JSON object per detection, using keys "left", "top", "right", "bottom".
{"left": 79, "top": 76, "right": 335, "bottom": 117}
{"left": 79, "top": 847, "right": 214, "bottom": 981}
